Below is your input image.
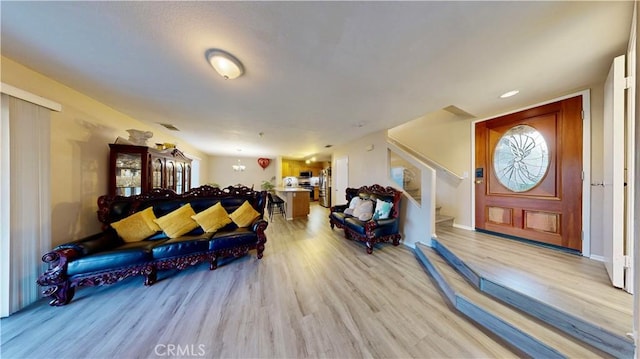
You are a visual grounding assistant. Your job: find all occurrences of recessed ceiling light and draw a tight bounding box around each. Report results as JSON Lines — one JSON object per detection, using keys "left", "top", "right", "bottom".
{"left": 500, "top": 90, "right": 520, "bottom": 98}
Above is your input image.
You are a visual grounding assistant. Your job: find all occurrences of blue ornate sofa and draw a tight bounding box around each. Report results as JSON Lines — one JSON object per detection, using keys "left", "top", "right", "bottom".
{"left": 329, "top": 184, "right": 402, "bottom": 254}
{"left": 37, "top": 185, "right": 268, "bottom": 306}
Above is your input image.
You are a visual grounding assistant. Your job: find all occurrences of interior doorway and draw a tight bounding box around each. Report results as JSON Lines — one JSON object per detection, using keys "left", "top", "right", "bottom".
{"left": 334, "top": 157, "right": 348, "bottom": 206}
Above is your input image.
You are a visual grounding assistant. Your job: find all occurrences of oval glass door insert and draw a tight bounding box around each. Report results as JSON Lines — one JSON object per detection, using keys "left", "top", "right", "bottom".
{"left": 493, "top": 124, "right": 549, "bottom": 192}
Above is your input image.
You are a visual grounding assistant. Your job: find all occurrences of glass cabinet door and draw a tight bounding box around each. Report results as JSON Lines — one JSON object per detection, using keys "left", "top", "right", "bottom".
{"left": 166, "top": 161, "right": 175, "bottom": 191}
{"left": 176, "top": 163, "right": 184, "bottom": 194}
{"left": 115, "top": 153, "right": 142, "bottom": 196}
{"left": 109, "top": 144, "right": 192, "bottom": 196}
{"left": 152, "top": 158, "right": 163, "bottom": 189}
{"left": 185, "top": 164, "right": 191, "bottom": 192}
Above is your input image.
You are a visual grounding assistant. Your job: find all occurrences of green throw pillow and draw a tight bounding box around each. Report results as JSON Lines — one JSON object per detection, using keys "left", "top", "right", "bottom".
{"left": 373, "top": 199, "right": 393, "bottom": 220}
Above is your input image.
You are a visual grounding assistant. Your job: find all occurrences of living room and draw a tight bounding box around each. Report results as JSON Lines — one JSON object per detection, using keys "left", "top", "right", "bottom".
{"left": 2, "top": 2, "right": 639, "bottom": 358}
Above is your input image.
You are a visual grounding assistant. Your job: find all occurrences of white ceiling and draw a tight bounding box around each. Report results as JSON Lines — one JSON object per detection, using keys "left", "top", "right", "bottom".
{"left": 1, "top": 1, "right": 633, "bottom": 160}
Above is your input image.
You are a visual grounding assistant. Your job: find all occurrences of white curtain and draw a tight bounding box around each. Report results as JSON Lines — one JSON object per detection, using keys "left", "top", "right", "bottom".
{"left": 1, "top": 95, "right": 10, "bottom": 317}
{"left": 0, "top": 94, "right": 51, "bottom": 317}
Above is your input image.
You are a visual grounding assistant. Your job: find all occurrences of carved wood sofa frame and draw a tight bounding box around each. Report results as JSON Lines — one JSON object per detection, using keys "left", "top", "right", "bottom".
{"left": 329, "top": 184, "right": 402, "bottom": 254}
{"left": 37, "top": 185, "right": 267, "bottom": 306}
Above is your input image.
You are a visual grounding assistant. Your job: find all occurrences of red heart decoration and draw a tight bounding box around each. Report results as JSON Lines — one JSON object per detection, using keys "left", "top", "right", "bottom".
{"left": 257, "top": 158, "right": 270, "bottom": 170}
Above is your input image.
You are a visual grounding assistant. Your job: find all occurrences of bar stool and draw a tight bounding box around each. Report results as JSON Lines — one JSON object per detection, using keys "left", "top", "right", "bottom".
{"left": 267, "top": 192, "right": 286, "bottom": 220}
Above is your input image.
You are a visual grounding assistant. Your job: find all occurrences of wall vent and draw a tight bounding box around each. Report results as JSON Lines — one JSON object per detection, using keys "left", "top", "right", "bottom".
{"left": 159, "top": 123, "right": 180, "bottom": 131}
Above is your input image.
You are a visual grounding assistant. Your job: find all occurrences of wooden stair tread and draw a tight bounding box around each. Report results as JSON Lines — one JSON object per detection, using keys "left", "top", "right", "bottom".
{"left": 435, "top": 210, "right": 454, "bottom": 227}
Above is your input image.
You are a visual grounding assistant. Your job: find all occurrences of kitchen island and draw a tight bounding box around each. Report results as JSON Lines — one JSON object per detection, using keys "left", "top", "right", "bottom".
{"left": 274, "top": 187, "right": 311, "bottom": 220}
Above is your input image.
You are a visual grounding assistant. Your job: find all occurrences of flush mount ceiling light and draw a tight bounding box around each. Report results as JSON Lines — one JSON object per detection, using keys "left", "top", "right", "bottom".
{"left": 205, "top": 49, "right": 244, "bottom": 80}
{"left": 500, "top": 90, "right": 520, "bottom": 98}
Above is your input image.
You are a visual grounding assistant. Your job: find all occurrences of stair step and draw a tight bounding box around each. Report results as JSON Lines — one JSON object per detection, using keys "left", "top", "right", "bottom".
{"left": 435, "top": 214, "right": 454, "bottom": 226}
{"left": 414, "top": 242, "right": 612, "bottom": 358}
{"left": 430, "top": 238, "right": 634, "bottom": 358}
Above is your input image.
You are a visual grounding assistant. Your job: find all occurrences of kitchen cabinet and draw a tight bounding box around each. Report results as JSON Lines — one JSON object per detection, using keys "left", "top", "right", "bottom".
{"left": 282, "top": 159, "right": 329, "bottom": 177}
{"left": 290, "top": 162, "right": 300, "bottom": 177}
{"left": 282, "top": 161, "right": 292, "bottom": 177}
{"left": 109, "top": 144, "right": 192, "bottom": 196}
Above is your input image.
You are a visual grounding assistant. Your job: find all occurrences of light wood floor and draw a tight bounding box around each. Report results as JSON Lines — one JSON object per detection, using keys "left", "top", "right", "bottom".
{"left": 435, "top": 225, "right": 633, "bottom": 340}
{"left": 2, "top": 203, "right": 625, "bottom": 359}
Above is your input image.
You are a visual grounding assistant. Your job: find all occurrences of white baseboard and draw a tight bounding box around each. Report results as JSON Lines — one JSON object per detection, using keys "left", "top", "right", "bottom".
{"left": 589, "top": 254, "right": 605, "bottom": 262}
{"left": 453, "top": 223, "right": 474, "bottom": 231}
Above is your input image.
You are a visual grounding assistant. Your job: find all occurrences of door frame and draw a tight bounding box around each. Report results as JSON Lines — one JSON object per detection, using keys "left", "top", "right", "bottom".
{"left": 470, "top": 89, "right": 591, "bottom": 256}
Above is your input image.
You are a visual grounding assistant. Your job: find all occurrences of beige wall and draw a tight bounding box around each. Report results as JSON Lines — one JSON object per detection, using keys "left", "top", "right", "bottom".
{"left": 1, "top": 57, "right": 209, "bottom": 246}
{"left": 331, "top": 130, "right": 436, "bottom": 247}
{"left": 331, "top": 130, "right": 390, "bottom": 191}
{"left": 389, "top": 110, "right": 471, "bottom": 175}
{"left": 388, "top": 110, "right": 472, "bottom": 228}
{"left": 208, "top": 155, "right": 277, "bottom": 190}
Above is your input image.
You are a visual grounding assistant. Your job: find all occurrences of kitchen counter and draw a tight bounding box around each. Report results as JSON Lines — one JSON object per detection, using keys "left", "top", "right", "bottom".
{"left": 275, "top": 187, "right": 311, "bottom": 220}
{"left": 274, "top": 187, "right": 311, "bottom": 192}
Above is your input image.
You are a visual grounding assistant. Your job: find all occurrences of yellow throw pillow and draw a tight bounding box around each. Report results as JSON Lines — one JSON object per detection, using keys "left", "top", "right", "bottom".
{"left": 229, "top": 201, "right": 260, "bottom": 228}
{"left": 191, "top": 202, "right": 232, "bottom": 233}
{"left": 153, "top": 204, "right": 199, "bottom": 238}
{"left": 110, "top": 207, "right": 161, "bottom": 243}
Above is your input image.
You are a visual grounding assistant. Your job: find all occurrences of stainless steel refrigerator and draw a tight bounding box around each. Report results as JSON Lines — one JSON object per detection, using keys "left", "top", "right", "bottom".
{"left": 319, "top": 168, "right": 331, "bottom": 207}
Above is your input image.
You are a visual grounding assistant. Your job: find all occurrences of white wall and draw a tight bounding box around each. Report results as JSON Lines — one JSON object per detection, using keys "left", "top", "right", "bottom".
{"left": 208, "top": 155, "right": 277, "bottom": 190}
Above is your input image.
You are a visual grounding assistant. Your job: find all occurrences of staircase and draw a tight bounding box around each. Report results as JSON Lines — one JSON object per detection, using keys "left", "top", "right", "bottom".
{"left": 435, "top": 206, "right": 454, "bottom": 227}
{"left": 413, "top": 239, "right": 635, "bottom": 358}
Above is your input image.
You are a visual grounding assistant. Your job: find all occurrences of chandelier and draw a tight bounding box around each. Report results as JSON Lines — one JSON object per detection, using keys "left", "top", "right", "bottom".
{"left": 232, "top": 160, "right": 246, "bottom": 172}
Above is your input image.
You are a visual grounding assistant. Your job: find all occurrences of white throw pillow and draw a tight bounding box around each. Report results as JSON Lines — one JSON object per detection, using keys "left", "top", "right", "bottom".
{"left": 352, "top": 199, "right": 374, "bottom": 221}
{"left": 344, "top": 197, "right": 363, "bottom": 215}
{"left": 349, "top": 197, "right": 362, "bottom": 209}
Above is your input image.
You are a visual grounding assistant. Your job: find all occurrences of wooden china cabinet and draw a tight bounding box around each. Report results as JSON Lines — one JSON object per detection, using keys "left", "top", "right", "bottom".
{"left": 108, "top": 144, "right": 192, "bottom": 196}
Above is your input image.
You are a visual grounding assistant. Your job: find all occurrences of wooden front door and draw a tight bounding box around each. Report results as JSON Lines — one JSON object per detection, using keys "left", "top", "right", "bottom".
{"left": 475, "top": 96, "right": 583, "bottom": 251}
